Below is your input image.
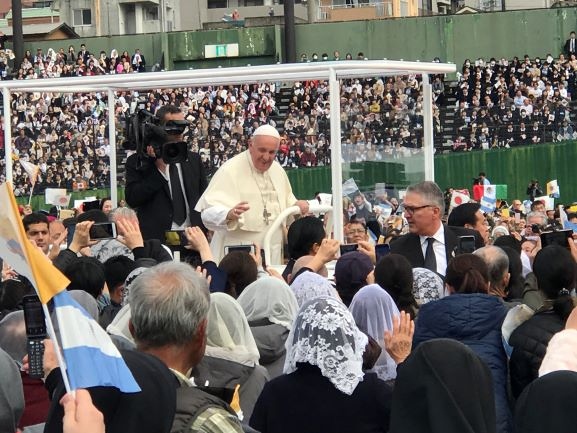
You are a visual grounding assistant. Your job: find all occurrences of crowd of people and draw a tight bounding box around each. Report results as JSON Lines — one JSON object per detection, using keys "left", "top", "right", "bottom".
{"left": 2, "top": 175, "right": 577, "bottom": 433}
{"left": 450, "top": 54, "right": 577, "bottom": 150}
{"left": 1, "top": 44, "right": 148, "bottom": 79}
{"left": 2, "top": 48, "right": 577, "bottom": 196}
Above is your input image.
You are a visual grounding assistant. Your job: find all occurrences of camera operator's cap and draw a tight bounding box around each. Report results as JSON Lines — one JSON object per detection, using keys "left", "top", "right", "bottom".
{"left": 253, "top": 124, "right": 280, "bottom": 140}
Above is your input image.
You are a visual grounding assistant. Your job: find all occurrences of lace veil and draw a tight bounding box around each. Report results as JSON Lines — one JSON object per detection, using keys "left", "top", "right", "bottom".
{"left": 283, "top": 296, "right": 368, "bottom": 395}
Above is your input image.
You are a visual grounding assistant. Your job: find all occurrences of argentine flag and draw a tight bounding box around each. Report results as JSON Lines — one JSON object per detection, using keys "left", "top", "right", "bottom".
{"left": 52, "top": 290, "right": 141, "bottom": 393}
{"left": 480, "top": 185, "right": 497, "bottom": 213}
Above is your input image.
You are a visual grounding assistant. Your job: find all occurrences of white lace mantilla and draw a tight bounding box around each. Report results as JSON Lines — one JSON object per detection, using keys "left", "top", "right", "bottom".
{"left": 283, "top": 296, "right": 368, "bottom": 395}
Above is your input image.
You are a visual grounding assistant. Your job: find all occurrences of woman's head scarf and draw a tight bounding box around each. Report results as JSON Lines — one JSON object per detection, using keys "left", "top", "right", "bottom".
{"left": 237, "top": 277, "right": 299, "bottom": 331}
{"left": 290, "top": 271, "right": 339, "bottom": 307}
{"left": 349, "top": 284, "right": 399, "bottom": 381}
{"left": 390, "top": 339, "right": 496, "bottom": 433}
{"left": 412, "top": 267, "right": 445, "bottom": 305}
{"left": 284, "top": 296, "right": 368, "bottom": 395}
{"left": 515, "top": 370, "right": 577, "bottom": 433}
{"left": 206, "top": 292, "right": 260, "bottom": 367}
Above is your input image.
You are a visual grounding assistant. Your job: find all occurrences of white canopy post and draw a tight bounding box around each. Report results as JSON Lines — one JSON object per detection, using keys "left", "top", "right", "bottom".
{"left": 107, "top": 88, "right": 118, "bottom": 207}
{"left": 3, "top": 88, "right": 12, "bottom": 184}
{"left": 421, "top": 73, "right": 435, "bottom": 181}
{"left": 329, "top": 68, "right": 344, "bottom": 242}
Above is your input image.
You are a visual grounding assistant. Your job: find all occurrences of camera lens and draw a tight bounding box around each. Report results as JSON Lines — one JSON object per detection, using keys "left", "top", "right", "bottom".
{"left": 531, "top": 224, "right": 541, "bottom": 234}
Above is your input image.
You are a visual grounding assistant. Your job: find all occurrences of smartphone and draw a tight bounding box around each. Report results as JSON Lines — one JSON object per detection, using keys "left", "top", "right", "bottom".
{"left": 22, "top": 295, "right": 46, "bottom": 379}
{"left": 260, "top": 248, "right": 267, "bottom": 269}
{"left": 165, "top": 230, "right": 188, "bottom": 247}
{"left": 540, "top": 230, "right": 572, "bottom": 249}
{"left": 223, "top": 244, "right": 256, "bottom": 255}
{"left": 89, "top": 222, "right": 117, "bottom": 240}
{"left": 457, "top": 235, "right": 476, "bottom": 254}
{"left": 375, "top": 243, "right": 390, "bottom": 262}
{"left": 340, "top": 243, "right": 358, "bottom": 256}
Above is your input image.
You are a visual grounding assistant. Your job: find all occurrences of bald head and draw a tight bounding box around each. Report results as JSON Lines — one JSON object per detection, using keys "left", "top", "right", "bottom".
{"left": 474, "top": 246, "right": 509, "bottom": 293}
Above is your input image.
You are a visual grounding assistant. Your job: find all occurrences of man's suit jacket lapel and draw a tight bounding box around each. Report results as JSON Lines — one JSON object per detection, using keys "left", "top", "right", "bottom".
{"left": 407, "top": 233, "right": 425, "bottom": 267}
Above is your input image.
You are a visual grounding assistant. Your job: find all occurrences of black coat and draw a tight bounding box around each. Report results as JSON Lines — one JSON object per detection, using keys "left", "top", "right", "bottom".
{"left": 508, "top": 309, "right": 565, "bottom": 399}
{"left": 125, "top": 152, "right": 207, "bottom": 241}
{"left": 389, "top": 225, "right": 484, "bottom": 272}
{"left": 250, "top": 363, "right": 392, "bottom": 433}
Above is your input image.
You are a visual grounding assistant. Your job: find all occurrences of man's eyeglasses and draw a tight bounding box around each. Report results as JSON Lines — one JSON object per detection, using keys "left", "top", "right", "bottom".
{"left": 403, "top": 204, "right": 434, "bottom": 215}
{"left": 347, "top": 229, "right": 366, "bottom": 234}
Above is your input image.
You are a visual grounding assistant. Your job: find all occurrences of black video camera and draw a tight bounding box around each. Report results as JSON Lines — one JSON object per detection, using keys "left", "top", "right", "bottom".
{"left": 123, "top": 109, "right": 188, "bottom": 164}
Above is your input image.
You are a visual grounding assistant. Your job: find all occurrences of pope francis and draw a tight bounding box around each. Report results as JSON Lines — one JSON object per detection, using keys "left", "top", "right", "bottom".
{"left": 195, "top": 125, "right": 309, "bottom": 264}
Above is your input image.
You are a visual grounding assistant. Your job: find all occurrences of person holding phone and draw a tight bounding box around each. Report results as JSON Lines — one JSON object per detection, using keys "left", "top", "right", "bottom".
{"left": 195, "top": 125, "right": 310, "bottom": 264}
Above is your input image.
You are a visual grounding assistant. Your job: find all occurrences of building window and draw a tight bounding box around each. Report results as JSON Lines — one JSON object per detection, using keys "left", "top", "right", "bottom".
{"left": 144, "top": 6, "right": 159, "bottom": 20}
{"left": 207, "top": 0, "right": 227, "bottom": 8}
{"left": 73, "top": 8, "right": 92, "bottom": 26}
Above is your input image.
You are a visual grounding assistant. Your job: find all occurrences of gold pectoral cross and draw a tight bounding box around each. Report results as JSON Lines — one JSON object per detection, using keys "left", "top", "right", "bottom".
{"left": 263, "top": 208, "right": 271, "bottom": 225}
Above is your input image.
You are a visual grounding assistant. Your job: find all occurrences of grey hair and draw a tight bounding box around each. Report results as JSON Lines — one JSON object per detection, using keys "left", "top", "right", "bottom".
{"left": 474, "top": 246, "right": 509, "bottom": 288}
{"left": 129, "top": 262, "right": 210, "bottom": 348}
{"left": 406, "top": 181, "right": 445, "bottom": 215}
{"left": 526, "top": 211, "right": 547, "bottom": 227}
{"left": 109, "top": 206, "right": 137, "bottom": 221}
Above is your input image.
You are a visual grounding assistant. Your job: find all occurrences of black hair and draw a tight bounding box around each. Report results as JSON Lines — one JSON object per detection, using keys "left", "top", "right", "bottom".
{"left": 218, "top": 251, "right": 258, "bottom": 298}
{"left": 448, "top": 202, "right": 481, "bottom": 228}
{"left": 77, "top": 209, "right": 108, "bottom": 224}
{"left": 374, "top": 253, "right": 417, "bottom": 318}
{"left": 64, "top": 257, "right": 106, "bottom": 299}
{"left": 156, "top": 105, "right": 181, "bottom": 124}
{"left": 533, "top": 245, "right": 576, "bottom": 321}
{"left": 103, "top": 255, "right": 137, "bottom": 294}
{"left": 0, "top": 277, "right": 35, "bottom": 318}
{"left": 499, "top": 246, "right": 524, "bottom": 300}
{"left": 100, "top": 197, "right": 112, "bottom": 210}
{"left": 287, "top": 216, "right": 325, "bottom": 259}
{"left": 445, "top": 254, "right": 489, "bottom": 294}
{"left": 493, "top": 235, "right": 522, "bottom": 254}
{"left": 22, "top": 212, "right": 49, "bottom": 232}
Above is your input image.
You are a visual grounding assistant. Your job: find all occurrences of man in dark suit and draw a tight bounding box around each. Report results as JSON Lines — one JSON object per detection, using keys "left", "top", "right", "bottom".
{"left": 125, "top": 105, "right": 207, "bottom": 241}
{"left": 565, "top": 31, "right": 577, "bottom": 57}
{"left": 390, "top": 181, "right": 484, "bottom": 276}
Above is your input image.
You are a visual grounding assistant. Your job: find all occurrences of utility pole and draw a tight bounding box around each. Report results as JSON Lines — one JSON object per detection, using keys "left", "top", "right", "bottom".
{"left": 12, "top": 0, "right": 24, "bottom": 67}
{"left": 284, "top": 0, "right": 296, "bottom": 63}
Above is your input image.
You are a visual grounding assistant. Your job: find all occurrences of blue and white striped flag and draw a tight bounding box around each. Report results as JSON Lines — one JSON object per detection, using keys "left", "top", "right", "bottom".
{"left": 479, "top": 185, "right": 497, "bottom": 213}
{"left": 52, "top": 290, "right": 141, "bottom": 393}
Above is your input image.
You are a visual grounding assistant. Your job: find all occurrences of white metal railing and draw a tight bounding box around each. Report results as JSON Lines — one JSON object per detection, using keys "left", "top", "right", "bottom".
{"left": 262, "top": 204, "right": 334, "bottom": 266}
{"left": 317, "top": 1, "right": 391, "bottom": 20}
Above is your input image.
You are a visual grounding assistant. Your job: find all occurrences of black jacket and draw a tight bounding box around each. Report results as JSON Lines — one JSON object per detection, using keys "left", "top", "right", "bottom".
{"left": 389, "top": 224, "right": 484, "bottom": 273}
{"left": 125, "top": 152, "right": 208, "bottom": 241}
{"left": 508, "top": 309, "right": 565, "bottom": 399}
{"left": 250, "top": 363, "right": 391, "bottom": 433}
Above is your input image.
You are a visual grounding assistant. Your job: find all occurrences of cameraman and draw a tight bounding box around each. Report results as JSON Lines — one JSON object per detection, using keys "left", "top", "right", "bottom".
{"left": 526, "top": 179, "right": 543, "bottom": 202}
{"left": 125, "top": 105, "right": 208, "bottom": 241}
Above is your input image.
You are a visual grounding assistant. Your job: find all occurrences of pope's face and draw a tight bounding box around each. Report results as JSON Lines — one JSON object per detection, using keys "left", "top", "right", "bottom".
{"left": 249, "top": 135, "right": 279, "bottom": 173}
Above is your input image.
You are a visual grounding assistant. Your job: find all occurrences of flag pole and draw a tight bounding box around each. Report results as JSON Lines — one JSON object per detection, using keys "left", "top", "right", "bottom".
{"left": 42, "top": 303, "right": 72, "bottom": 394}
{"left": 27, "top": 181, "right": 35, "bottom": 206}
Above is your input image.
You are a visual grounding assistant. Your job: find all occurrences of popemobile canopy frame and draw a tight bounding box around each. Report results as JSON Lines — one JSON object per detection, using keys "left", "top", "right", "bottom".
{"left": 2, "top": 60, "right": 456, "bottom": 243}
